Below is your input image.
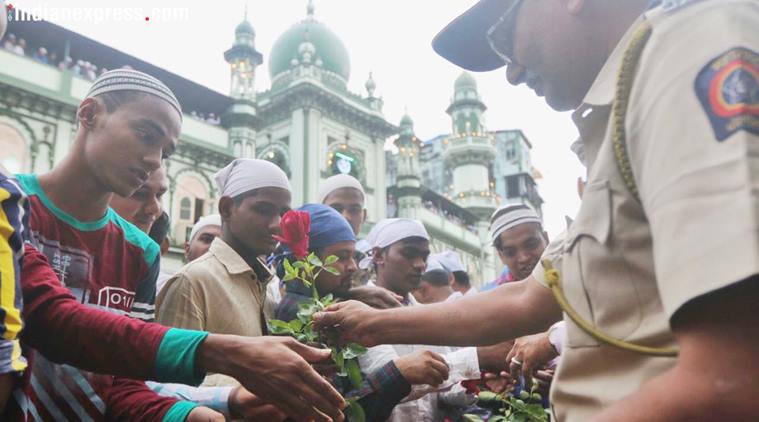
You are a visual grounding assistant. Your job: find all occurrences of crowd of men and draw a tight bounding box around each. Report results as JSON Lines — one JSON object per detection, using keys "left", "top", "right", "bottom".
{"left": 1, "top": 0, "right": 758, "bottom": 420}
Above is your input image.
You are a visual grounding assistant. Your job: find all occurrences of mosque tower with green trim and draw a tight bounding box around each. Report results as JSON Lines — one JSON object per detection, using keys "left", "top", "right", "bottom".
{"left": 253, "top": 0, "right": 396, "bottom": 219}
{"left": 443, "top": 72, "right": 498, "bottom": 219}
{"left": 223, "top": 8, "right": 263, "bottom": 158}
{"left": 393, "top": 113, "right": 423, "bottom": 219}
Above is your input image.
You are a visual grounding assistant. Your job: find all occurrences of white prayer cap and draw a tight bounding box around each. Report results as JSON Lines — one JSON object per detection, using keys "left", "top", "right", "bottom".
{"left": 432, "top": 251, "right": 465, "bottom": 273}
{"left": 188, "top": 214, "right": 221, "bottom": 242}
{"left": 425, "top": 254, "right": 447, "bottom": 273}
{"left": 318, "top": 174, "right": 365, "bottom": 204}
{"left": 214, "top": 158, "right": 291, "bottom": 198}
{"left": 359, "top": 218, "right": 429, "bottom": 269}
{"left": 365, "top": 218, "right": 429, "bottom": 249}
{"left": 85, "top": 68, "right": 182, "bottom": 118}
{"left": 489, "top": 203, "right": 542, "bottom": 245}
{"left": 356, "top": 239, "right": 372, "bottom": 255}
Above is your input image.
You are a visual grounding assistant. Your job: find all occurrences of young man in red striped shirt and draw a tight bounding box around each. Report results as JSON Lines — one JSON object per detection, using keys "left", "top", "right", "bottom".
{"left": 7, "top": 67, "right": 343, "bottom": 422}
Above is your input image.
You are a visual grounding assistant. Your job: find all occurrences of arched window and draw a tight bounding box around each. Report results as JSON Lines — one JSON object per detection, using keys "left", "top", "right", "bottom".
{"left": 173, "top": 173, "right": 211, "bottom": 244}
{"left": 180, "top": 197, "right": 192, "bottom": 220}
{"left": 469, "top": 114, "right": 480, "bottom": 133}
{"left": 179, "top": 197, "right": 192, "bottom": 220}
{"left": 455, "top": 114, "right": 467, "bottom": 134}
{"left": 0, "top": 123, "right": 29, "bottom": 173}
{"left": 257, "top": 145, "right": 291, "bottom": 177}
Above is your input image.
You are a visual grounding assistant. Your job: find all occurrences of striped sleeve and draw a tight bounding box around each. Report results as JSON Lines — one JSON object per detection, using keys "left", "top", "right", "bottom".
{"left": 0, "top": 174, "right": 27, "bottom": 374}
{"left": 132, "top": 255, "right": 160, "bottom": 322}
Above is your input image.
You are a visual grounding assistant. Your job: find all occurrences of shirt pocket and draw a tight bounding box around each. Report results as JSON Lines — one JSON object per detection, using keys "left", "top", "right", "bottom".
{"left": 561, "top": 180, "right": 643, "bottom": 348}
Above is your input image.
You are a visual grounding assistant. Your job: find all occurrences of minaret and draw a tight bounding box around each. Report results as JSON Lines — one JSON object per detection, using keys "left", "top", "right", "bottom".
{"left": 365, "top": 72, "right": 383, "bottom": 111}
{"left": 393, "top": 112, "right": 422, "bottom": 219}
{"left": 223, "top": 8, "right": 263, "bottom": 158}
{"left": 443, "top": 72, "right": 497, "bottom": 219}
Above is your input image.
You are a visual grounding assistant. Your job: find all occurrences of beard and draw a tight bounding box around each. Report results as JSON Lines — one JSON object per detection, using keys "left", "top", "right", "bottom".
{"left": 515, "top": 257, "right": 541, "bottom": 281}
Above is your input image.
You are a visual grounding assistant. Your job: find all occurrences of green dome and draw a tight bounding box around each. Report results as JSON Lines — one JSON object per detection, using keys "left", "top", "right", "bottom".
{"left": 400, "top": 114, "right": 413, "bottom": 126}
{"left": 269, "top": 17, "right": 351, "bottom": 82}
{"left": 236, "top": 20, "right": 255, "bottom": 36}
{"left": 455, "top": 72, "right": 477, "bottom": 91}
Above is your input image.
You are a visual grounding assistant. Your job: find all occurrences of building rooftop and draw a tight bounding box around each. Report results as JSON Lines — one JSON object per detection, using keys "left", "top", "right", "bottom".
{"left": 7, "top": 17, "right": 233, "bottom": 117}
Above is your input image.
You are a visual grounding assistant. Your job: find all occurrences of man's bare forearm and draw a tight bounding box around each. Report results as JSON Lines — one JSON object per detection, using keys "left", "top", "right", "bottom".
{"left": 593, "top": 278, "right": 759, "bottom": 421}
{"left": 366, "top": 278, "right": 561, "bottom": 347}
{"left": 194, "top": 334, "right": 236, "bottom": 376}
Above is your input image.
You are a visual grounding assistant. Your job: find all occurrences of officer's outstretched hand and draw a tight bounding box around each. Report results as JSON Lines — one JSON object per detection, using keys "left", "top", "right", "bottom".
{"left": 506, "top": 332, "right": 558, "bottom": 390}
{"left": 313, "top": 300, "right": 381, "bottom": 346}
{"left": 197, "top": 334, "right": 345, "bottom": 422}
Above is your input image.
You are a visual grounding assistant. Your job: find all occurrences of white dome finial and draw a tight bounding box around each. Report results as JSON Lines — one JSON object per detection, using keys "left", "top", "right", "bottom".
{"left": 365, "top": 72, "right": 376, "bottom": 97}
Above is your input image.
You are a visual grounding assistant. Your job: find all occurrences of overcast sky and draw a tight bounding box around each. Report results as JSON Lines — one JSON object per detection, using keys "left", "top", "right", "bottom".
{"left": 11, "top": 0, "right": 584, "bottom": 237}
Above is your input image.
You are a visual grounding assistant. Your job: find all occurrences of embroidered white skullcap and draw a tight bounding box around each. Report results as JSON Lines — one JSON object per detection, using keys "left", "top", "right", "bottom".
{"left": 489, "top": 203, "right": 542, "bottom": 245}
{"left": 85, "top": 68, "right": 182, "bottom": 118}
{"left": 318, "top": 174, "right": 365, "bottom": 204}
{"left": 431, "top": 251, "right": 465, "bottom": 273}
{"left": 188, "top": 214, "right": 221, "bottom": 242}
{"left": 356, "top": 239, "right": 372, "bottom": 255}
{"left": 425, "top": 254, "right": 447, "bottom": 273}
{"left": 359, "top": 218, "right": 429, "bottom": 269}
{"left": 214, "top": 158, "right": 291, "bottom": 198}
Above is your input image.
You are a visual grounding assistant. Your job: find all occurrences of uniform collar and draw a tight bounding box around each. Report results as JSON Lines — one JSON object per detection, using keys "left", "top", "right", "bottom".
{"left": 209, "top": 237, "right": 273, "bottom": 281}
{"left": 570, "top": 14, "right": 648, "bottom": 171}
{"left": 578, "top": 14, "right": 646, "bottom": 109}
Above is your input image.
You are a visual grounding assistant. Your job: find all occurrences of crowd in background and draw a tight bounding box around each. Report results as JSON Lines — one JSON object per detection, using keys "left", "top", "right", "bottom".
{"left": 1, "top": 33, "right": 220, "bottom": 124}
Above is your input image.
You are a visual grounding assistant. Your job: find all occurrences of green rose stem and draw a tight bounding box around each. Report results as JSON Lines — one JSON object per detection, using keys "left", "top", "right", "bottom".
{"left": 271, "top": 253, "right": 367, "bottom": 422}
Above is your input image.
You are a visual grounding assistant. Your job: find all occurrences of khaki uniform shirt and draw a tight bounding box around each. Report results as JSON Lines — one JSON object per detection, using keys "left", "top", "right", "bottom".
{"left": 535, "top": 1, "right": 759, "bottom": 420}
{"left": 156, "top": 237, "right": 274, "bottom": 386}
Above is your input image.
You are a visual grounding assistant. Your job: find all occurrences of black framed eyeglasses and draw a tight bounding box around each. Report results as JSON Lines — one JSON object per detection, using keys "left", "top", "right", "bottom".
{"left": 486, "top": 0, "right": 526, "bottom": 65}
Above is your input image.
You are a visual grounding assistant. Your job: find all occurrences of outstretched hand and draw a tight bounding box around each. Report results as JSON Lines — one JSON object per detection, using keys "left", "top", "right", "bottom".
{"left": 313, "top": 300, "right": 382, "bottom": 346}
{"left": 346, "top": 285, "right": 403, "bottom": 309}
{"left": 506, "top": 331, "right": 558, "bottom": 390}
{"left": 394, "top": 349, "right": 450, "bottom": 387}
{"left": 198, "top": 334, "right": 345, "bottom": 422}
{"left": 229, "top": 386, "right": 287, "bottom": 421}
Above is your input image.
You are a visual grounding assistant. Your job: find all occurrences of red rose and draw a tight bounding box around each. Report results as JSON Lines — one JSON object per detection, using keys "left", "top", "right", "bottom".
{"left": 274, "top": 210, "right": 310, "bottom": 259}
{"left": 461, "top": 379, "right": 481, "bottom": 395}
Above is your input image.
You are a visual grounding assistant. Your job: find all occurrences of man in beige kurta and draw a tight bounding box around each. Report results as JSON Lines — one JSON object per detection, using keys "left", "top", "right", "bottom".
{"left": 158, "top": 158, "right": 292, "bottom": 387}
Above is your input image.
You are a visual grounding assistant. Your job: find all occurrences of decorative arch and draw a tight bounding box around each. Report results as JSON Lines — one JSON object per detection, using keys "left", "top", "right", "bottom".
{"left": 170, "top": 167, "right": 216, "bottom": 244}
{"left": 0, "top": 114, "right": 58, "bottom": 173}
{"left": 257, "top": 142, "right": 291, "bottom": 177}
{"left": 0, "top": 114, "right": 38, "bottom": 146}
{"left": 171, "top": 167, "right": 217, "bottom": 200}
{"left": 325, "top": 143, "right": 366, "bottom": 184}
{"left": 0, "top": 121, "right": 30, "bottom": 173}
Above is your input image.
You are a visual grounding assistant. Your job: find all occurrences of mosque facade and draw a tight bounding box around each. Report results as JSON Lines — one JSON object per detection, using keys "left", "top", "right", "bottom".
{"left": 0, "top": 2, "right": 542, "bottom": 285}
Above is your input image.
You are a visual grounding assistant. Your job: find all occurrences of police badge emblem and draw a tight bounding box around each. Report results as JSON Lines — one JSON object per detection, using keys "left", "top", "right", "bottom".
{"left": 695, "top": 47, "right": 759, "bottom": 142}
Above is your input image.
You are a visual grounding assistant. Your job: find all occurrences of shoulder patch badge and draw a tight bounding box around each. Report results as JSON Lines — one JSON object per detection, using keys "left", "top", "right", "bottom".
{"left": 695, "top": 47, "right": 759, "bottom": 142}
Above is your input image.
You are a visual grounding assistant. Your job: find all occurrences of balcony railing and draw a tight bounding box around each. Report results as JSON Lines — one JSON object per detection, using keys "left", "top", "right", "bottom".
{"left": 0, "top": 49, "right": 230, "bottom": 152}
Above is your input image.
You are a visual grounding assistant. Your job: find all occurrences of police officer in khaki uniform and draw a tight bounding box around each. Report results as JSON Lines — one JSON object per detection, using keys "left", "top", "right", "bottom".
{"left": 314, "top": 0, "right": 759, "bottom": 420}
